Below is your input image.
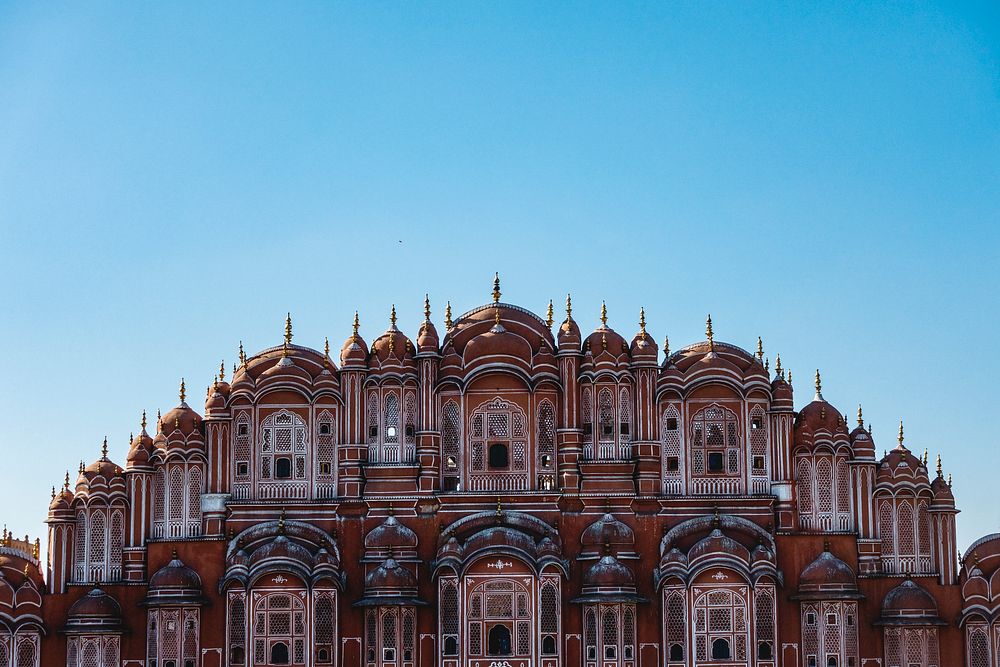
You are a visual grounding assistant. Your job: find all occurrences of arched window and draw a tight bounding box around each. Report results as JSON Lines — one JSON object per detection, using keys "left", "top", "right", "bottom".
{"left": 966, "top": 623, "right": 990, "bottom": 667}
{"left": 539, "top": 580, "right": 559, "bottom": 656}
{"left": 661, "top": 405, "right": 683, "bottom": 493}
{"left": 690, "top": 405, "right": 741, "bottom": 485}
{"left": 226, "top": 591, "right": 246, "bottom": 666}
{"left": 618, "top": 387, "right": 632, "bottom": 459}
{"left": 439, "top": 578, "right": 459, "bottom": 656}
{"left": 441, "top": 400, "right": 462, "bottom": 491}
{"left": 366, "top": 393, "right": 380, "bottom": 444}
{"left": 664, "top": 588, "right": 686, "bottom": 663}
{"left": 66, "top": 635, "right": 117, "bottom": 667}
{"left": 147, "top": 608, "right": 200, "bottom": 667}
{"left": 384, "top": 394, "right": 399, "bottom": 446}
{"left": 487, "top": 625, "right": 511, "bottom": 656}
{"left": 257, "top": 411, "right": 309, "bottom": 499}
{"left": 597, "top": 388, "right": 615, "bottom": 456}
{"left": 314, "top": 409, "right": 337, "bottom": 498}
{"left": 797, "top": 457, "right": 815, "bottom": 529}
{"left": 89, "top": 510, "right": 106, "bottom": 581}
{"left": 537, "top": 400, "right": 556, "bottom": 476}
{"left": 692, "top": 586, "right": 749, "bottom": 664}
{"left": 712, "top": 638, "right": 731, "bottom": 660}
{"left": 468, "top": 398, "right": 529, "bottom": 492}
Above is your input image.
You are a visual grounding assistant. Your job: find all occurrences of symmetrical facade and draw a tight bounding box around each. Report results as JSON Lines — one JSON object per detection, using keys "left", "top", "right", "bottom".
{"left": 3, "top": 282, "right": 998, "bottom": 667}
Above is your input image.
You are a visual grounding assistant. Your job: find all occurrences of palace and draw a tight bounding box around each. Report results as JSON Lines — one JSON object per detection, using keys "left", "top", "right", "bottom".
{"left": 2, "top": 278, "right": 999, "bottom": 667}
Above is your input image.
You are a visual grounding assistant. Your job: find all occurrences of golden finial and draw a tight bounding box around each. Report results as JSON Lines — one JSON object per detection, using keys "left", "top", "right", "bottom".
{"left": 814, "top": 369, "right": 822, "bottom": 395}
{"left": 281, "top": 338, "right": 289, "bottom": 358}
{"left": 857, "top": 404, "right": 863, "bottom": 427}
{"left": 639, "top": 307, "right": 647, "bottom": 340}
{"left": 897, "top": 420, "right": 904, "bottom": 447}
{"left": 238, "top": 340, "right": 246, "bottom": 366}
{"left": 546, "top": 300, "right": 554, "bottom": 328}
{"left": 705, "top": 314, "right": 714, "bottom": 350}
{"left": 663, "top": 335, "right": 670, "bottom": 358}
{"left": 565, "top": 293, "right": 573, "bottom": 319}
{"left": 774, "top": 354, "right": 782, "bottom": 377}
{"left": 936, "top": 454, "right": 942, "bottom": 477}
{"left": 284, "top": 312, "right": 293, "bottom": 345}
{"left": 390, "top": 304, "right": 397, "bottom": 328}
{"left": 78, "top": 460, "right": 84, "bottom": 474}
{"left": 157, "top": 409, "right": 162, "bottom": 427}
{"left": 353, "top": 311, "right": 360, "bottom": 340}
{"left": 764, "top": 357, "right": 769, "bottom": 373}
{"left": 219, "top": 360, "right": 226, "bottom": 383}
{"left": 423, "top": 294, "right": 431, "bottom": 323}
{"left": 600, "top": 301, "right": 608, "bottom": 327}
{"left": 444, "top": 301, "right": 453, "bottom": 329}
{"left": 787, "top": 369, "right": 793, "bottom": 385}
{"left": 141, "top": 410, "right": 147, "bottom": 431}
{"left": 494, "top": 307, "right": 501, "bottom": 326}
{"left": 388, "top": 330, "right": 395, "bottom": 354}
{"left": 33, "top": 538, "right": 39, "bottom": 559}
{"left": 492, "top": 272, "right": 501, "bottom": 303}
{"left": 179, "top": 378, "right": 186, "bottom": 403}
{"left": 948, "top": 473, "right": 952, "bottom": 487}
{"left": 51, "top": 486, "right": 55, "bottom": 500}
{"left": 756, "top": 336, "right": 763, "bottom": 360}
{"left": 601, "top": 331, "right": 607, "bottom": 350}
{"left": 64, "top": 471, "right": 70, "bottom": 490}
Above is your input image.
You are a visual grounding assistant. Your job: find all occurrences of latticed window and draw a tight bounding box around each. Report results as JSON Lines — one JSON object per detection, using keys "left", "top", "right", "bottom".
{"left": 879, "top": 496, "right": 933, "bottom": 574}
{"left": 367, "top": 393, "right": 380, "bottom": 445}
{"left": 692, "top": 586, "right": 749, "bottom": 664}
{"left": 618, "top": 387, "right": 632, "bottom": 457}
{"left": 884, "top": 626, "right": 939, "bottom": 667}
{"left": 799, "top": 454, "right": 853, "bottom": 532}
{"left": 439, "top": 578, "right": 459, "bottom": 656}
{"left": 66, "top": 635, "right": 117, "bottom": 667}
{"left": 465, "top": 578, "right": 533, "bottom": 660}
{"left": 313, "top": 590, "right": 336, "bottom": 665}
{"left": 754, "top": 586, "right": 776, "bottom": 663}
{"left": 690, "top": 405, "right": 740, "bottom": 477}
{"left": 249, "top": 593, "right": 307, "bottom": 667}
{"left": 540, "top": 579, "right": 560, "bottom": 656}
{"left": 147, "top": 608, "right": 199, "bottom": 667}
{"left": 662, "top": 405, "right": 684, "bottom": 492}
{"left": 367, "top": 388, "right": 416, "bottom": 464}
{"left": 441, "top": 400, "right": 462, "bottom": 490}
{"left": 966, "top": 624, "right": 990, "bottom": 667}
{"left": 315, "top": 409, "right": 337, "bottom": 498}
{"left": 364, "top": 606, "right": 415, "bottom": 667}
{"left": 749, "top": 406, "right": 768, "bottom": 487}
{"left": 801, "top": 601, "right": 858, "bottom": 667}
{"left": 227, "top": 591, "right": 246, "bottom": 666}
{"left": 598, "top": 388, "right": 615, "bottom": 447}
{"left": 468, "top": 398, "right": 529, "bottom": 492}
{"left": 664, "top": 588, "right": 686, "bottom": 664}
{"left": 5, "top": 633, "right": 39, "bottom": 667}
{"left": 584, "top": 603, "right": 635, "bottom": 667}
{"left": 537, "top": 400, "right": 556, "bottom": 488}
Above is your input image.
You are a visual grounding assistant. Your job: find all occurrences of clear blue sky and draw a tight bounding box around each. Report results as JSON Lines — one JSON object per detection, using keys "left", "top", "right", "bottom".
{"left": 1, "top": 3, "right": 997, "bottom": 551}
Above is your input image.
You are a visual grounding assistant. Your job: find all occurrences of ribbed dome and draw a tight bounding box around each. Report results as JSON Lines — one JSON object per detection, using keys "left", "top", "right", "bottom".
{"left": 126, "top": 425, "right": 155, "bottom": 468}
{"left": 68, "top": 587, "right": 121, "bottom": 620}
{"left": 583, "top": 554, "right": 635, "bottom": 589}
{"left": 799, "top": 550, "right": 857, "bottom": 593}
{"left": 581, "top": 513, "right": 634, "bottom": 554}
{"left": 364, "top": 514, "right": 418, "bottom": 551}
{"left": 364, "top": 556, "right": 417, "bottom": 591}
{"left": 149, "top": 555, "right": 202, "bottom": 592}
{"left": 880, "top": 579, "right": 942, "bottom": 625}
{"left": 341, "top": 331, "right": 369, "bottom": 367}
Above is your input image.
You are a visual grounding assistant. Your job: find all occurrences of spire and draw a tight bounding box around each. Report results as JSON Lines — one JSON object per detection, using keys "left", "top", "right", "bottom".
{"left": 936, "top": 454, "right": 943, "bottom": 478}
{"left": 774, "top": 354, "right": 783, "bottom": 378}
{"left": 284, "top": 312, "right": 293, "bottom": 346}
{"left": 51, "top": 485, "right": 55, "bottom": 500}
{"left": 857, "top": 404, "right": 863, "bottom": 427}
{"left": 756, "top": 336, "right": 764, "bottom": 361}
{"left": 324, "top": 337, "right": 330, "bottom": 359}
{"left": 948, "top": 473, "right": 952, "bottom": 487}
{"left": 706, "top": 314, "right": 714, "bottom": 350}
{"left": 64, "top": 471, "right": 70, "bottom": 490}
{"left": 352, "top": 311, "right": 360, "bottom": 340}
{"left": 179, "top": 378, "right": 186, "bottom": 403}
{"left": 546, "top": 300, "right": 554, "bottom": 328}
{"left": 663, "top": 335, "right": 670, "bottom": 359}
{"left": 141, "top": 410, "right": 148, "bottom": 432}
{"left": 423, "top": 294, "right": 431, "bottom": 323}
{"left": 494, "top": 307, "right": 502, "bottom": 327}
{"left": 764, "top": 357, "right": 769, "bottom": 373}
{"left": 639, "top": 307, "right": 647, "bottom": 340}
{"left": 492, "top": 272, "right": 501, "bottom": 303}
{"left": 600, "top": 301, "right": 608, "bottom": 327}
{"left": 101, "top": 436, "right": 108, "bottom": 459}
{"left": 565, "top": 293, "right": 573, "bottom": 320}
{"left": 219, "top": 360, "right": 226, "bottom": 383}
{"left": 814, "top": 369, "right": 823, "bottom": 401}
{"left": 389, "top": 304, "right": 397, "bottom": 329}
{"left": 444, "top": 301, "right": 453, "bottom": 329}
{"left": 238, "top": 341, "right": 246, "bottom": 367}
{"left": 897, "top": 420, "right": 905, "bottom": 448}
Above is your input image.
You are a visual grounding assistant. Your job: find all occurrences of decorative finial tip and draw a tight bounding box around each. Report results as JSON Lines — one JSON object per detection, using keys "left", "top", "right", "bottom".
{"left": 898, "top": 420, "right": 905, "bottom": 446}
{"left": 492, "top": 272, "right": 501, "bottom": 303}
{"left": 179, "top": 378, "right": 186, "bottom": 403}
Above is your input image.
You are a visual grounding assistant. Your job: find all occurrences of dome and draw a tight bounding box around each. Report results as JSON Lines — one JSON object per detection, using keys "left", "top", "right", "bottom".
{"left": 557, "top": 297, "right": 582, "bottom": 351}
{"left": 796, "top": 387, "right": 849, "bottom": 439}
{"left": 364, "top": 513, "right": 418, "bottom": 552}
{"left": 416, "top": 300, "right": 440, "bottom": 353}
{"left": 369, "top": 307, "right": 417, "bottom": 372}
{"left": 880, "top": 579, "right": 943, "bottom": 625}
{"left": 340, "top": 315, "right": 369, "bottom": 367}
{"left": 248, "top": 535, "right": 314, "bottom": 569}
{"left": 65, "top": 588, "right": 124, "bottom": 633}
{"left": 630, "top": 320, "right": 658, "bottom": 363}
{"left": 583, "top": 553, "right": 635, "bottom": 589}
{"left": 930, "top": 473, "right": 955, "bottom": 506}
{"left": 48, "top": 486, "right": 74, "bottom": 514}
{"left": 126, "top": 420, "right": 155, "bottom": 468}
{"left": 877, "top": 428, "right": 930, "bottom": 487}
{"left": 159, "top": 381, "right": 203, "bottom": 439}
{"left": 581, "top": 512, "right": 635, "bottom": 555}
{"left": 688, "top": 528, "right": 750, "bottom": 565}
{"left": 145, "top": 554, "right": 204, "bottom": 605}
{"left": 364, "top": 556, "right": 417, "bottom": 592}
{"left": 797, "top": 549, "right": 858, "bottom": 597}
{"left": 771, "top": 375, "right": 793, "bottom": 407}
{"left": 463, "top": 312, "right": 534, "bottom": 368}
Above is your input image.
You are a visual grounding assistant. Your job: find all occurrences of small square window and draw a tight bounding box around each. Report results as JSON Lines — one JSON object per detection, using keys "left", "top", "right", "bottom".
{"left": 619, "top": 422, "right": 629, "bottom": 434}
{"left": 667, "top": 456, "right": 679, "bottom": 472}
{"left": 602, "top": 424, "right": 614, "bottom": 436}
{"left": 753, "top": 456, "right": 765, "bottom": 470}
{"left": 583, "top": 422, "right": 593, "bottom": 435}
{"left": 708, "top": 452, "right": 725, "bottom": 473}
{"left": 666, "top": 417, "right": 678, "bottom": 430}
{"left": 319, "top": 462, "right": 331, "bottom": 475}
{"left": 541, "top": 454, "right": 552, "bottom": 468}
{"left": 236, "top": 462, "right": 249, "bottom": 477}
{"left": 405, "top": 425, "right": 415, "bottom": 437}
{"left": 386, "top": 426, "right": 397, "bottom": 438}
{"left": 369, "top": 425, "right": 378, "bottom": 437}
{"left": 752, "top": 417, "right": 763, "bottom": 430}
{"left": 846, "top": 615, "right": 854, "bottom": 626}
{"left": 238, "top": 424, "right": 249, "bottom": 436}
{"left": 826, "top": 613, "right": 838, "bottom": 625}
{"left": 319, "top": 423, "right": 331, "bottom": 435}
{"left": 806, "top": 612, "right": 816, "bottom": 625}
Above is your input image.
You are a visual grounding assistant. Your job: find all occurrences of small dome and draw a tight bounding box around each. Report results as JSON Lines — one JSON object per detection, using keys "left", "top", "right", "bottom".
{"left": 364, "top": 514, "right": 418, "bottom": 552}
{"left": 798, "top": 549, "right": 857, "bottom": 594}
{"left": 149, "top": 555, "right": 202, "bottom": 592}
{"left": 630, "top": 329, "right": 658, "bottom": 362}
{"left": 930, "top": 474, "right": 955, "bottom": 506}
{"left": 581, "top": 513, "right": 635, "bottom": 554}
{"left": 126, "top": 426, "right": 155, "bottom": 468}
{"left": 160, "top": 401, "right": 202, "bottom": 440}
{"left": 68, "top": 587, "right": 121, "bottom": 621}
{"left": 364, "top": 556, "right": 417, "bottom": 592}
{"left": 48, "top": 487, "right": 74, "bottom": 513}
{"left": 247, "top": 535, "right": 314, "bottom": 569}
{"left": 341, "top": 331, "right": 369, "bottom": 367}
{"left": 417, "top": 313, "right": 440, "bottom": 353}
{"left": 557, "top": 312, "right": 582, "bottom": 351}
{"left": 877, "top": 442, "right": 929, "bottom": 487}
{"left": 771, "top": 375, "right": 793, "bottom": 407}
{"left": 583, "top": 553, "right": 635, "bottom": 589}
{"left": 881, "top": 579, "right": 941, "bottom": 623}
{"left": 688, "top": 528, "right": 750, "bottom": 564}
{"left": 583, "top": 326, "right": 629, "bottom": 359}
{"left": 463, "top": 312, "right": 534, "bottom": 367}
